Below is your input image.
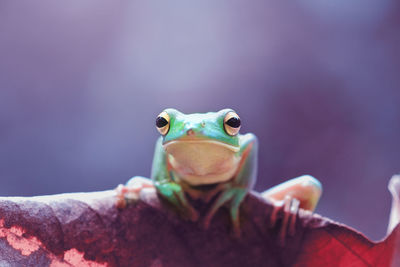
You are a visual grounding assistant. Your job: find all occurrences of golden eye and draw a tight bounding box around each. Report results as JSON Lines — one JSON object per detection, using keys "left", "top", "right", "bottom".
{"left": 155, "top": 111, "right": 170, "bottom": 135}
{"left": 224, "top": 111, "right": 241, "bottom": 136}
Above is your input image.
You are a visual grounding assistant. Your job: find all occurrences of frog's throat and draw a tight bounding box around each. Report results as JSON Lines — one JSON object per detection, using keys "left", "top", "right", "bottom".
{"left": 163, "top": 139, "right": 239, "bottom": 153}
{"left": 163, "top": 140, "right": 240, "bottom": 186}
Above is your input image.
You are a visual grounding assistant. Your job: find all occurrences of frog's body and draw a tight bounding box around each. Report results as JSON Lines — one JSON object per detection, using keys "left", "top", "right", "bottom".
{"left": 150, "top": 109, "right": 257, "bottom": 231}
{"left": 116, "top": 108, "right": 322, "bottom": 236}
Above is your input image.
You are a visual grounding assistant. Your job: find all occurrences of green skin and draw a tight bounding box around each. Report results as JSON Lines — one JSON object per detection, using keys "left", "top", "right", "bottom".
{"left": 151, "top": 108, "right": 257, "bottom": 233}
{"left": 120, "top": 108, "right": 323, "bottom": 239}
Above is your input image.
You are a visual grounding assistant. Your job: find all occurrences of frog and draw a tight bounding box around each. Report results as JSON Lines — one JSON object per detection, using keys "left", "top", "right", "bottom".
{"left": 116, "top": 108, "right": 322, "bottom": 237}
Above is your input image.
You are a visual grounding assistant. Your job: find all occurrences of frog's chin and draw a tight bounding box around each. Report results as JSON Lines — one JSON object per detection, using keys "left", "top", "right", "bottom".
{"left": 174, "top": 171, "right": 237, "bottom": 186}
{"left": 164, "top": 139, "right": 240, "bottom": 186}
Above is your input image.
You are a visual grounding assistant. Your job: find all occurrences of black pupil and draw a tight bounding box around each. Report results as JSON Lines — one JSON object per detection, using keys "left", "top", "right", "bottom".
{"left": 226, "top": 117, "right": 241, "bottom": 128}
{"left": 156, "top": 116, "right": 168, "bottom": 128}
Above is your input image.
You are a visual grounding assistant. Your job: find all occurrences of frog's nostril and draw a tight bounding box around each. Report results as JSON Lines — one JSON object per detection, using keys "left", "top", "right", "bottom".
{"left": 187, "top": 129, "right": 195, "bottom": 136}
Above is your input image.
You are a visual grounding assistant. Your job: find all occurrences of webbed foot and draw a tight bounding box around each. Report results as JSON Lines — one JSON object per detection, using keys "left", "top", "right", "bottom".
{"left": 269, "top": 196, "right": 300, "bottom": 246}
{"left": 115, "top": 176, "right": 154, "bottom": 209}
{"left": 262, "top": 175, "right": 322, "bottom": 245}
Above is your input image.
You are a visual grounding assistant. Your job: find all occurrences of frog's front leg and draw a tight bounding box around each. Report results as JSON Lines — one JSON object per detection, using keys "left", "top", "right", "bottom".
{"left": 203, "top": 134, "right": 258, "bottom": 235}
{"left": 151, "top": 137, "right": 199, "bottom": 221}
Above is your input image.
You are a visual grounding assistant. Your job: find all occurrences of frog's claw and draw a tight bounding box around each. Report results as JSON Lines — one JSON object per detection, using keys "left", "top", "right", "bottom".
{"left": 203, "top": 187, "right": 247, "bottom": 237}
{"left": 115, "top": 176, "right": 154, "bottom": 209}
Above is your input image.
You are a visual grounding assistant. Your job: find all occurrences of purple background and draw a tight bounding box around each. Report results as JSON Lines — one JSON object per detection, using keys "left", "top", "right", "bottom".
{"left": 0, "top": 1, "right": 399, "bottom": 241}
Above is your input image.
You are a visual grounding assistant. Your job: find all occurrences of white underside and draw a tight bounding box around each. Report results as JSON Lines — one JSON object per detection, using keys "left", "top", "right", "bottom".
{"left": 164, "top": 140, "right": 240, "bottom": 185}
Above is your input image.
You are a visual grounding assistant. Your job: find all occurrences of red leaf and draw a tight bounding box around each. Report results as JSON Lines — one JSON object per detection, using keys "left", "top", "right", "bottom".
{"left": 0, "top": 190, "right": 398, "bottom": 266}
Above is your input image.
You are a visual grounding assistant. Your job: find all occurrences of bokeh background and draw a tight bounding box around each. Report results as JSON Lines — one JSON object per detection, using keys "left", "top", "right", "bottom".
{"left": 1, "top": 1, "right": 399, "bottom": 241}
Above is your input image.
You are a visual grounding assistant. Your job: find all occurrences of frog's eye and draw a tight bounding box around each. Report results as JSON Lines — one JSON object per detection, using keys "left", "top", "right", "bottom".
{"left": 224, "top": 111, "right": 241, "bottom": 136}
{"left": 156, "top": 111, "right": 170, "bottom": 135}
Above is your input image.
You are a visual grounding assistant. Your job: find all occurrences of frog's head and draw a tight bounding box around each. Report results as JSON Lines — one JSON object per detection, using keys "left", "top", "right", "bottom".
{"left": 156, "top": 108, "right": 241, "bottom": 148}
{"left": 155, "top": 108, "right": 243, "bottom": 185}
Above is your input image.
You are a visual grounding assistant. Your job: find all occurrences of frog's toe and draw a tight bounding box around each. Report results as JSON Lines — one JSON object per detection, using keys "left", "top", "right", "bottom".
{"left": 269, "top": 202, "right": 280, "bottom": 228}
{"left": 279, "top": 196, "right": 300, "bottom": 246}
{"left": 115, "top": 184, "right": 129, "bottom": 209}
{"left": 287, "top": 197, "right": 300, "bottom": 237}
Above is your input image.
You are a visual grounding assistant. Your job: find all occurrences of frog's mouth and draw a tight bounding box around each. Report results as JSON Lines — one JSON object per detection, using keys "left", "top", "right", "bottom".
{"left": 163, "top": 140, "right": 240, "bottom": 186}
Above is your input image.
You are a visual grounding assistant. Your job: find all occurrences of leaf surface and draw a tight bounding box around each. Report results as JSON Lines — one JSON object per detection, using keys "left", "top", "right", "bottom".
{"left": 0, "top": 190, "right": 398, "bottom": 266}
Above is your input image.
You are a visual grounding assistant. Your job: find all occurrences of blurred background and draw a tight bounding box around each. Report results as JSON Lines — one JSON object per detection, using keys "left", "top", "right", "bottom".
{"left": 0, "top": 0, "right": 399, "bottom": 241}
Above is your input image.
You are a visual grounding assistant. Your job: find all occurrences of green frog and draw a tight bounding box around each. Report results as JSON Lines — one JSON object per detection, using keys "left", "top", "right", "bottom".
{"left": 116, "top": 108, "right": 322, "bottom": 236}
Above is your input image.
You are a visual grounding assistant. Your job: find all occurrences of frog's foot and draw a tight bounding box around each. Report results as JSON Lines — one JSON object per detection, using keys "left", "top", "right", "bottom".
{"left": 115, "top": 176, "right": 154, "bottom": 209}
{"left": 156, "top": 182, "right": 199, "bottom": 222}
{"left": 202, "top": 187, "right": 247, "bottom": 237}
{"left": 269, "top": 196, "right": 300, "bottom": 246}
